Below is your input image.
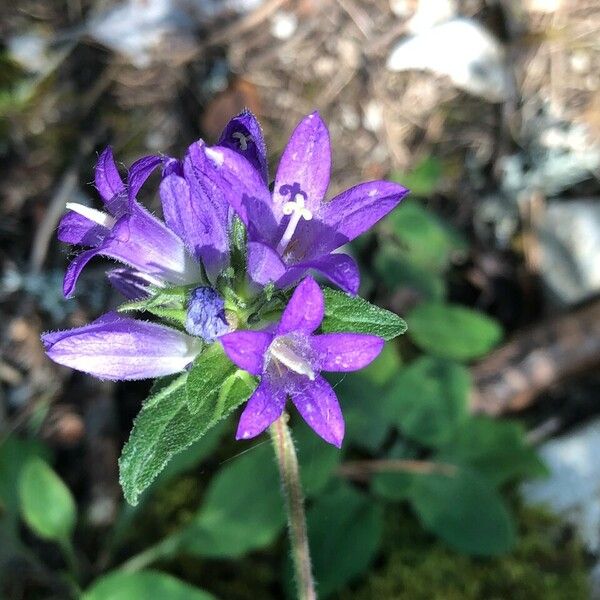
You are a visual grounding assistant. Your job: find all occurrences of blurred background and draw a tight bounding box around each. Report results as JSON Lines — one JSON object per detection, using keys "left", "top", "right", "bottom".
{"left": 1, "top": 0, "right": 599, "bottom": 598}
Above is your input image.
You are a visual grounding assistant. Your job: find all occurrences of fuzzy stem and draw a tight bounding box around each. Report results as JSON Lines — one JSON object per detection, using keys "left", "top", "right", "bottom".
{"left": 270, "top": 414, "right": 316, "bottom": 600}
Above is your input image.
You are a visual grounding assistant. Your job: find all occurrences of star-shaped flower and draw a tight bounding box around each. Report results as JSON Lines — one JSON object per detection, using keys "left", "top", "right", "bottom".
{"left": 199, "top": 111, "right": 409, "bottom": 294}
{"left": 220, "top": 277, "right": 384, "bottom": 447}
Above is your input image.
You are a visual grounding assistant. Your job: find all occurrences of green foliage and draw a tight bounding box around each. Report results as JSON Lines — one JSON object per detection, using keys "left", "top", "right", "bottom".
{"left": 372, "top": 441, "right": 419, "bottom": 502}
{"left": 304, "top": 485, "right": 383, "bottom": 598}
{"left": 182, "top": 443, "right": 286, "bottom": 558}
{"left": 407, "top": 302, "right": 502, "bottom": 360}
{"left": 18, "top": 457, "right": 76, "bottom": 542}
{"left": 335, "top": 344, "right": 402, "bottom": 452}
{"left": 185, "top": 344, "right": 238, "bottom": 413}
{"left": 392, "top": 156, "right": 443, "bottom": 197}
{"left": 83, "top": 570, "right": 217, "bottom": 600}
{"left": 118, "top": 286, "right": 190, "bottom": 328}
{"left": 347, "top": 504, "right": 588, "bottom": 600}
{"left": 408, "top": 468, "right": 516, "bottom": 556}
{"left": 385, "top": 199, "right": 467, "bottom": 274}
{"left": 322, "top": 288, "right": 407, "bottom": 340}
{"left": 438, "top": 417, "right": 548, "bottom": 487}
{"left": 384, "top": 357, "right": 470, "bottom": 446}
{"left": 293, "top": 420, "right": 342, "bottom": 497}
{"left": 375, "top": 248, "right": 445, "bottom": 300}
{"left": 119, "top": 366, "right": 256, "bottom": 506}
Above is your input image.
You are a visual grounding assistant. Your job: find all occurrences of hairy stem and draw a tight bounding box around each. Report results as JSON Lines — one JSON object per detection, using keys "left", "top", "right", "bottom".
{"left": 270, "top": 414, "right": 316, "bottom": 600}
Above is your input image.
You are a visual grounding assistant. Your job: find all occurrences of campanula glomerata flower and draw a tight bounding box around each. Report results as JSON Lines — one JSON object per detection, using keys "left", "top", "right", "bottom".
{"left": 42, "top": 312, "right": 202, "bottom": 380}
{"left": 198, "top": 111, "right": 409, "bottom": 294}
{"left": 220, "top": 277, "right": 384, "bottom": 447}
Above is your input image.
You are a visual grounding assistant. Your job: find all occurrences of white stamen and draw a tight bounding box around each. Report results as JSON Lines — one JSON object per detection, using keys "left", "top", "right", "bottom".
{"left": 66, "top": 203, "right": 116, "bottom": 228}
{"left": 269, "top": 337, "right": 315, "bottom": 380}
{"left": 276, "top": 193, "right": 313, "bottom": 254}
{"left": 232, "top": 131, "right": 252, "bottom": 151}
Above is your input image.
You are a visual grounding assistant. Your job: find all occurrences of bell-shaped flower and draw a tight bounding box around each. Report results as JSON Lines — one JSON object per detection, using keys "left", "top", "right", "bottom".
{"left": 42, "top": 312, "right": 202, "bottom": 380}
{"left": 220, "top": 277, "right": 384, "bottom": 447}
{"left": 58, "top": 148, "right": 201, "bottom": 298}
{"left": 196, "top": 111, "right": 409, "bottom": 294}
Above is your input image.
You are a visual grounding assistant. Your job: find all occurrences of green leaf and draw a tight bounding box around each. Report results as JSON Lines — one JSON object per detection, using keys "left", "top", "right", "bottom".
{"left": 385, "top": 199, "right": 467, "bottom": 273}
{"left": 438, "top": 416, "right": 547, "bottom": 487}
{"left": 303, "top": 485, "right": 383, "bottom": 597}
{"left": 408, "top": 468, "right": 516, "bottom": 556}
{"left": 384, "top": 357, "right": 470, "bottom": 447}
{"left": 185, "top": 344, "right": 237, "bottom": 413}
{"left": 372, "top": 440, "right": 418, "bottom": 501}
{"left": 19, "top": 457, "right": 76, "bottom": 542}
{"left": 82, "top": 570, "right": 217, "bottom": 600}
{"left": 322, "top": 288, "right": 407, "bottom": 341}
{"left": 119, "top": 368, "right": 256, "bottom": 506}
{"left": 392, "top": 156, "right": 442, "bottom": 197}
{"left": 118, "top": 286, "right": 190, "bottom": 328}
{"left": 407, "top": 302, "right": 502, "bottom": 361}
{"left": 293, "top": 420, "right": 342, "bottom": 497}
{"left": 334, "top": 344, "right": 403, "bottom": 452}
{"left": 374, "top": 247, "right": 446, "bottom": 299}
{"left": 183, "top": 443, "right": 286, "bottom": 558}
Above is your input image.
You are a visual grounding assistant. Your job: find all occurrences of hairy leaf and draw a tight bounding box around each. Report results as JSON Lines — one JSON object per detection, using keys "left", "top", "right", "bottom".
{"left": 322, "top": 288, "right": 407, "bottom": 341}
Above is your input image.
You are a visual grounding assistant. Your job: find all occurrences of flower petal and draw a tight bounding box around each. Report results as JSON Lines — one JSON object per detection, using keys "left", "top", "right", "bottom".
{"left": 235, "top": 380, "right": 286, "bottom": 441}
{"left": 273, "top": 112, "right": 331, "bottom": 217}
{"left": 279, "top": 253, "right": 360, "bottom": 295}
{"left": 311, "top": 333, "right": 384, "bottom": 371}
{"left": 278, "top": 276, "right": 324, "bottom": 335}
{"left": 290, "top": 375, "right": 344, "bottom": 447}
{"left": 162, "top": 156, "right": 228, "bottom": 279}
{"left": 320, "top": 180, "right": 409, "bottom": 248}
{"left": 95, "top": 146, "right": 125, "bottom": 204}
{"left": 198, "top": 144, "right": 277, "bottom": 243}
{"left": 63, "top": 204, "right": 200, "bottom": 297}
{"left": 247, "top": 241, "right": 287, "bottom": 287}
{"left": 218, "top": 109, "right": 268, "bottom": 184}
{"left": 42, "top": 313, "right": 201, "bottom": 380}
{"left": 127, "top": 155, "right": 163, "bottom": 202}
{"left": 57, "top": 211, "right": 108, "bottom": 246}
{"left": 106, "top": 268, "right": 157, "bottom": 299}
{"left": 220, "top": 330, "right": 273, "bottom": 375}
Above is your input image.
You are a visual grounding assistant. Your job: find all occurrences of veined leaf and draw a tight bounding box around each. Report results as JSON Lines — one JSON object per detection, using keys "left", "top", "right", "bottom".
{"left": 407, "top": 302, "right": 502, "bottom": 361}
{"left": 119, "top": 365, "right": 256, "bottom": 506}
{"left": 322, "top": 288, "right": 407, "bottom": 341}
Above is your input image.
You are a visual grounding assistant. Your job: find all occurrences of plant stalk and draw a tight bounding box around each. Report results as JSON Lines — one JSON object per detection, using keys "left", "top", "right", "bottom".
{"left": 270, "top": 414, "right": 316, "bottom": 600}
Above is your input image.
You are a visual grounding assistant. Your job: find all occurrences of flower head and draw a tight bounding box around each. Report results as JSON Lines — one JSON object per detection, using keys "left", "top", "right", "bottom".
{"left": 220, "top": 277, "right": 384, "bottom": 447}
{"left": 198, "top": 111, "right": 409, "bottom": 294}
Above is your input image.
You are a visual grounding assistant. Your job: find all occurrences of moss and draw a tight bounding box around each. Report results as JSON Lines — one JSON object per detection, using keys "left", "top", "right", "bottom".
{"left": 342, "top": 503, "right": 589, "bottom": 600}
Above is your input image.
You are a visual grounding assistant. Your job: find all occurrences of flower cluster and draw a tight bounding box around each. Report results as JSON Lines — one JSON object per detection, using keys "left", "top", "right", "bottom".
{"left": 43, "top": 111, "right": 408, "bottom": 447}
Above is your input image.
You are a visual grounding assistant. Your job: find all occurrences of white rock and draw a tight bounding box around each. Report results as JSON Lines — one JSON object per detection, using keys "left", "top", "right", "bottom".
{"left": 387, "top": 18, "right": 510, "bottom": 102}
{"left": 363, "top": 100, "right": 384, "bottom": 132}
{"left": 270, "top": 11, "right": 298, "bottom": 40}
{"left": 7, "top": 34, "right": 52, "bottom": 73}
{"left": 407, "top": 0, "right": 457, "bottom": 34}
{"left": 522, "top": 418, "right": 600, "bottom": 551}
{"left": 536, "top": 199, "right": 600, "bottom": 306}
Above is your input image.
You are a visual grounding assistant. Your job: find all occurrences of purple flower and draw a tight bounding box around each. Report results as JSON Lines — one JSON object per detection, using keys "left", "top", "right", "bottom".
{"left": 220, "top": 277, "right": 384, "bottom": 447}
{"left": 197, "top": 111, "right": 409, "bottom": 294}
{"left": 185, "top": 286, "right": 229, "bottom": 342}
{"left": 42, "top": 312, "right": 202, "bottom": 380}
{"left": 59, "top": 148, "right": 201, "bottom": 298}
